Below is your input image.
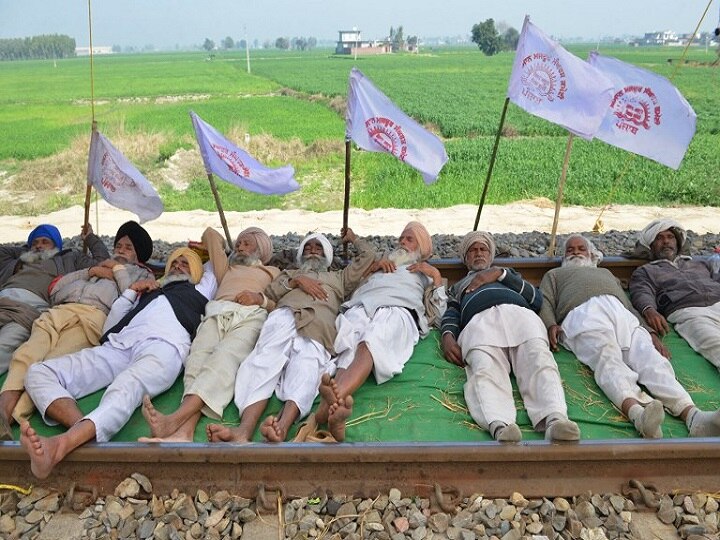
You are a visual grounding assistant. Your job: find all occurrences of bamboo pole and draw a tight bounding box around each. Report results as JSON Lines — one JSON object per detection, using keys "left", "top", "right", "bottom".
{"left": 342, "top": 137, "right": 352, "bottom": 259}
{"left": 473, "top": 97, "right": 509, "bottom": 231}
{"left": 547, "top": 133, "right": 575, "bottom": 257}
{"left": 206, "top": 173, "right": 234, "bottom": 248}
{"left": 83, "top": 0, "right": 96, "bottom": 253}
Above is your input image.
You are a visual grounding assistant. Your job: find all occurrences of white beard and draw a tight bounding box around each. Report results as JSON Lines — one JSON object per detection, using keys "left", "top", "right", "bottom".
{"left": 562, "top": 255, "right": 594, "bottom": 268}
{"left": 19, "top": 247, "right": 59, "bottom": 264}
{"left": 228, "top": 252, "right": 260, "bottom": 267}
{"left": 159, "top": 273, "right": 192, "bottom": 286}
{"left": 388, "top": 248, "right": 420, "bottom": 267}
{"left": 299, "top": 255, "right": 329, "bottom": 273}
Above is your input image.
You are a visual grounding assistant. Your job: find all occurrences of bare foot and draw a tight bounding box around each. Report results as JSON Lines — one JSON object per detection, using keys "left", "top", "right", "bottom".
{"left": 19, "top": 421, "right": 60, "bottom": 479}
{"left": 141, "top": 395, "right": 180, "bottom": 438}
{"left": 260, "top": 415, "right": 287, "bottom": 442}
{"left": 316, "top": 373, "right": 340, "bottom": 425}
{"left": 328, "top": 395, "right": 353, "bottom": 442}
{"left": 206, "top": 423, "right": 250, "bottom": 443}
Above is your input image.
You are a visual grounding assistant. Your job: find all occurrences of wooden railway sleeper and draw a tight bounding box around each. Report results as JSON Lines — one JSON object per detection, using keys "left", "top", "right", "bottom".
{"left": 64, "top": 482, "right": 98, "bottom": 511}
{"left": 622, "top": 479, "right": 660, "bottom": 509}
{"left": 255, "top": 483, "right": 285, "bottom": 515}
{"left": 432, "top": 483, "right": 462, "bottom": 513}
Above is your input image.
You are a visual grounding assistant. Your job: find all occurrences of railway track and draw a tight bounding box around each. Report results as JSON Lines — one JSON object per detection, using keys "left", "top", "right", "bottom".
{"left": 2, "top": 438, "right": 719, "bottom": 499}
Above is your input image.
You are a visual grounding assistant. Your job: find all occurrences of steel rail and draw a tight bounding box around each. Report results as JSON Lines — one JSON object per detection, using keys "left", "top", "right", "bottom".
{"left": 2, "top": 438, "right": 719, "bottom": 499}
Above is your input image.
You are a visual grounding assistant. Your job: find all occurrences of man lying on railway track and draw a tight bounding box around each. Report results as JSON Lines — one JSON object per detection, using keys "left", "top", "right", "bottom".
{"left": 0, "top": 223, "right": 109, "bottom": 377}
{"left": 315, "top": 221, "right": 446, "bottom": 441}
{"left": 630, "top": 218, "right": 720, "bottom": 374}
{"left": 140, "top": 226, "right": 280, "bottom": 442}
{"left": 540, "top": 234, "right": 720, "bottom": 438}
{"left": 206, "top": 228, "right": 375, "bottom": 444}
{"left": 0, "top": 220, "right": 153, "bottom": 440}
{"left": 20, "top": 248, "right": 217, "bottom": 479}
{"left": 440, "top": 231, "right": 580, "bottom": 443}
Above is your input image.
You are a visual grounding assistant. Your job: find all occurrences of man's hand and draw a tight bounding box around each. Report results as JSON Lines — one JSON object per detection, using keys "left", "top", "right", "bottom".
{"left": 291, "top": 275, "right": 328, "bottom": 301}
{"left": 644, "top": 307, "right": 670, "bottom": 335}
{"left": 364, "top": 259, "right": 396, "bottom": 277}
{"left": 408, "top": 261, "right": 442, "bottom": 287}
{"left": 441, "top": 333, "right": 465, "bottom": 367}
{"left": 464, "top": 267, "right": 503, "bottom": 294}
{"left": 88, "top": 266, "right": 114, "bottom": 280}
{"left": 97, "top": 259, "right": 119, "bottom": 269}
{"left": 651, "top": 333, "right": 672, "bottom": 360}
{"left": 548, "top": 325, "right": 563, "bottom": 351}
{"left": 235, "top": 291, "right": 263, "bottom": 306}
{"left": 340, "top": 227, "right": 358, "bottom": 244}
{"left": 130, "top": 279, "right": 160, "bottom": 293}
{"left": 81, "top": 223, "right": 93, "bottom": 240}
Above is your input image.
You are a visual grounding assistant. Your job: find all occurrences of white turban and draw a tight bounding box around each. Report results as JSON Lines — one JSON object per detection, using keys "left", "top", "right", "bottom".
{"left": 297, "top": 233, "right": 333, "bottom": 267}
{"left": 638, "top": 218, "right": 686, "bottom": 250}
{"left": 458, "top": 231, "right": 496, "bottom": 265}
{"left": 562, "top": 234, "right": 604, "bottom": 266}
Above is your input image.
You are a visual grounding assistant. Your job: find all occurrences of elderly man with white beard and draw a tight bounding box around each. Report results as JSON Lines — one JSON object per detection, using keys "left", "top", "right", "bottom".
{"left": 315, "top": 221, "right": 446, "bottom": 441}
{"left": 0, "top": 224, "right": 109, "bottom": 376}
{"left": 207, "top": 228, "right": 375, "bottom": 444}
{"left": 441, "top": 231, "right": 579, "bottom": 443}
{"left": 539, "top": 234, "right": 720, "bottom": 438}
{"left": 140, "top": 226, "right": 280, "bottom": 442}
{"left": 20, "top": 248, "right": 217, "bottom": 479}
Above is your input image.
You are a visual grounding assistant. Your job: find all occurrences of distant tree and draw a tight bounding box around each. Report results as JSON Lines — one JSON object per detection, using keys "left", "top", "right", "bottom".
{"left": 471, "top": 19, "right": 502, "bottom": 56}
{"left": 142, "top": 44, "right": 155, "bottom": 52}
{"left": 111, "top": 44, "right": 121, "bottom": 53}
{"left": 292, "top": 37, "right": 308, "bottom": 51}
{"left": 407, "top": 35, "right": 418, "bottom": 48}
{"left": 262, "top": 40, "right": 271, "bottom": 49}
{"left": 275, "top": 37, "right": 289, "bottom": 50}
{"left": 222, "top": 36, "right": 234, "bottom": 49}
{"left": 237, "top": 39, "right": 247, "bottom": 49}
{"left": 390, "top": 25, "right": 405, "bottom": 52}
{"left": 202, "top": 38, "right": 215, "bottom": 52}
{"left": 502, "top": 27, "right": 520, "bottom": 51}
{"left": 0, "top": 34, "right": 76, "bottom": 61}
{"left": 307, "top": 37, "right": 317, "bottom": 50}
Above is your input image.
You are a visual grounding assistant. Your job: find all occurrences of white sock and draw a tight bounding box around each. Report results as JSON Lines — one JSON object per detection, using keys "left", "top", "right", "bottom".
{"left": 628, "top": 400, "right": 664, "bottom": 438}
{"left": 687, "top": 408, "right": 720, "bottom": 437}
{"left": 489, "top": 421, "right": 521, "bottom": 442}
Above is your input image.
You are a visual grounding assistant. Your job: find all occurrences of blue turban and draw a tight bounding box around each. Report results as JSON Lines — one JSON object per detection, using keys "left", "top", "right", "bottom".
{"left": 27, "top": 224, "right": 63, "bottom": 250}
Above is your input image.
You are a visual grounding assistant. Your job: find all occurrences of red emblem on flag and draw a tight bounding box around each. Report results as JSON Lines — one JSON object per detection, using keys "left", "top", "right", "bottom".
{"left": 610, "top": 85, "right": 662, "bottom": 135}
{"left": 211, "top": 143, "right": 251, "bottom": 177}
{"left": 364, "top": 117, "right": 408, "bottom": 162}
{"left": 520, "top": 53, "right": 568, "bottom": 104}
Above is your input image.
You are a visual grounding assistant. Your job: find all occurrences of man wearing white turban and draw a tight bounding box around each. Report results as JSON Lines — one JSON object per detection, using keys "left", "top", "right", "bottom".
{"left": 441, "top": 231, "right": 579, "bottom": 443}
{"left": 20, "top": 249, "right": 217, "bottom": 479}
{"left": 541, "top": 234, "right": 720, "bottom": 438}
{"left": 315, "top": 221, "right": 447, "bottom": 441}
{"left": 207, "top": 228, "right": 375, "bottom": 444}
{"left": 140, "top": 226, "right": 280, "bottom": 442}
{"left": 630, "top": 218, "right": 720, "bottom": 374}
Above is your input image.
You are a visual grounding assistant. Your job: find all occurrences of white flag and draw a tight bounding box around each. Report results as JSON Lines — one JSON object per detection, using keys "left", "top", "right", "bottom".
{"left": 87, "top": 130, "right": 163, "bottom": 223}
{"left": 190, "top": 111, "right": 299, "bottom": 195}
{"left": 507, "top": 16, "right": 614, "bottom": 139}
{"left": 588, "top": 52, "right": 696, "bottom": 169}
{"left": 346, "top": 67, "right": 448, "bottom": 184}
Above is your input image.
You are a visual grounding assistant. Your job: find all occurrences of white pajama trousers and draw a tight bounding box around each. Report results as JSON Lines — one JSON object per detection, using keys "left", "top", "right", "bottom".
{"left": 25, "top": 339, "right": 182, "bottom": 442}
{"left": 562, "top": 295, "right": 692, "bottom": 416}
{"left": 233, "top": 308, "right": 333, "bottom": 419}
{"left": 668, "top": 300, "right": 720, "bottom": 371}
{"left": 463, "top": 338, "right": 567, "bottom": 430}
{"left": 335, "top": 305, "right": 418, "bottom": 384}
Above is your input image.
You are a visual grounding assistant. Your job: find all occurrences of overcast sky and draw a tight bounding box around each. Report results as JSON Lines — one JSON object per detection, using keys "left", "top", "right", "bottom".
{"left": 1, "top": 0, "right": 718, "bottom": 49}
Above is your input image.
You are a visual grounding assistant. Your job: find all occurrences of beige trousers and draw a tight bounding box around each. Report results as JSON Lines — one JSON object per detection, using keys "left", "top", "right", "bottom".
{"left": 1, "top": 303, "right": 105, "bottom": 422}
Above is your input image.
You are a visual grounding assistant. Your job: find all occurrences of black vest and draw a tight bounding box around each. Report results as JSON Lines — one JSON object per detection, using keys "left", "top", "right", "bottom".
{"left": 100, "top": 280, "right": 208, "bottom": 343}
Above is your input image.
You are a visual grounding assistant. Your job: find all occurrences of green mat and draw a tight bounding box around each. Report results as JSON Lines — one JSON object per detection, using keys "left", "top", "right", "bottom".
{"left": 4, "top": 328, "right": 720, "bottom": 443}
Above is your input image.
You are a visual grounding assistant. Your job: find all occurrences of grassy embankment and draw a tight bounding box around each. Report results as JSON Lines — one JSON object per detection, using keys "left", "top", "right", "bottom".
{"left": 0, "top": 46, "right": 718, "bottom": 216}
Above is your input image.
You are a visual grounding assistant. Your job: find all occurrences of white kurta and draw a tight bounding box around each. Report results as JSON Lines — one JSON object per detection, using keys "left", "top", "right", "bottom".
{"left": 562, "top": 295, "right": 693, "bottom": 416}
{"left": 233, "top": 308, "right": 334, "bottom": 418}
{"left": 25, "top": 265, "right": 217, "bottom": 442}
{"left": 668, "top": 300, "right": 720, "bottom": 371}
{"left": 458, "top": 304, "right": 568, "bottom": 429}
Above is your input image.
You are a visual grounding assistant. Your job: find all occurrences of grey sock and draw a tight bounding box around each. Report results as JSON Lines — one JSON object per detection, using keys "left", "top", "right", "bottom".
{"left": 489, "top": 421, "right": 522, "bottom": 442}
{"left": 629, "top": 400, "right": 664, "bottom": 438}
{"left": 544, "top": 417, "right": 580, "bottom": 442}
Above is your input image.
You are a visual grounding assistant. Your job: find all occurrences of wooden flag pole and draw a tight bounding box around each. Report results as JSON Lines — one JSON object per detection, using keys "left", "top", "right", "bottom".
{"left": 342, "top": 137, "right": 351, "bottom": 259}
{"left": 83, "top": 0, "right": 96, "bottom": 254}
{"left": 206, "top": 173, "right": 234, "bottom": 248}
{"left": 547, "top": 133, "right": 575, "bottom": 257}
{"left": 473, "top": 97, "right": 509, "bottom": 231}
